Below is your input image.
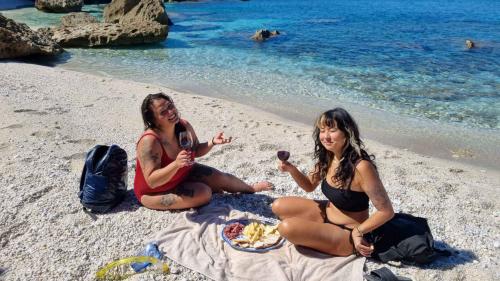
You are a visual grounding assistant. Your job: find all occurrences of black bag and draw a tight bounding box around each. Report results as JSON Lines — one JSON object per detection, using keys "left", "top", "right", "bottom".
{"left": 369, "top": 213, "right": 450, "bottom": 265}
{"left": 79, "top": 145, "right": 128, "bottom": 213}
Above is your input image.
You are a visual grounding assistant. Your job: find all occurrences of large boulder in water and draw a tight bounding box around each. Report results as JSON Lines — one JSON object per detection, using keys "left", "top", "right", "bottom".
{"left": 0, "top": 14, "right": 63, "bottom": 59}
{"left": 61, "top": 12, "right": 99, "bottom": 27}
{"left": 251, "top": 29, "right": 280, "bottom": 41}
{"left": 35, "top": 0, "right": 84, "bottom": 13}
{"left": 103, "top": 0, "right": 170, "bottom": 26}
{"left": 44, "top": 21, "right": 167, "bottom": 47}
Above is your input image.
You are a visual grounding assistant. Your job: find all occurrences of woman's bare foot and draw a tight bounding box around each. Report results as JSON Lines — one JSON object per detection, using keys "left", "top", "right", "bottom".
{"left": 251, "top": 181, "right": 274, "bottom": 192}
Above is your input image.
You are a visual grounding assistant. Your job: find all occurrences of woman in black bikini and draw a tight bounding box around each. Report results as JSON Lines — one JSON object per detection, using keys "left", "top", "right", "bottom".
{"left": 272, "top": 108, "right": 394, "bottom": 257}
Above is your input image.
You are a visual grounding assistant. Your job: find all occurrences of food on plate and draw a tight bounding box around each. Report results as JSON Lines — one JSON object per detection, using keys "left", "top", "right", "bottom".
{"left": 223, "top": 222, "right": 244, "bottom": 240}
{"left": 224, "top": 220, "right": 283, "bottom": 249}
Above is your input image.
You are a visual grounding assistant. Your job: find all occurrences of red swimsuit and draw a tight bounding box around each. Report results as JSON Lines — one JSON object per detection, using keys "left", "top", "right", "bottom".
{"left": 133, "top": 131, "right": 194, "bottom": 202}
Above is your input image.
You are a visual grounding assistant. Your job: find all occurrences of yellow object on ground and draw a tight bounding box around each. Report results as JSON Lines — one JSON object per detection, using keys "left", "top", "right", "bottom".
{"left": 96, "top": 256, "right": 169, "bottom": 280}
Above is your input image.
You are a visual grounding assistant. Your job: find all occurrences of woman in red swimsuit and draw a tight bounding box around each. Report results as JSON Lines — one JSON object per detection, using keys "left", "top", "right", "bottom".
{"left": 135, "top": 92, "right": 272, "bottom": 210}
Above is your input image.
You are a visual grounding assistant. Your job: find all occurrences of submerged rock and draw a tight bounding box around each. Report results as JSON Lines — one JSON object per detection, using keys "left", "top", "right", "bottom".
{"left": 61, "top": 12, "right": 99, "bottom": 27}
{"left": 104, "top": 0, "right": 170, "bottom": 26}
{"left": 251, "top": 29, "right": 280, "bottom": 41}
{"left": 35, "top": 0, "right": 84, "bottom": 13}
{"left": 47, "top": 22, "right": 167, "bottom": 47}
{"left": 0, "top": 14, "right": 63, "bottom": 59}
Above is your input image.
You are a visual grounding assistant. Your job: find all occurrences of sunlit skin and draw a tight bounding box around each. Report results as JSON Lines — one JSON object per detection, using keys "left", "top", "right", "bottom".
{"left": 273, "top": 118, "right": 394, "bottom": 257}
{"left": 137, "top": 97, "right": 273, "bottom": 211}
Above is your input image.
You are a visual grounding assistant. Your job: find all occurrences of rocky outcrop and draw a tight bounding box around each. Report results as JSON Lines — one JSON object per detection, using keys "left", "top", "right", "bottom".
{"left": 61, "top": 12, "right": 98, "bottom": 27}
{"left": 34, "top": 0, "right": 170, "bottom": 48}
{"left": 45, "top": 21, "right": 167, "bottom": 47}
{"left": 35, "top": 0, "right": 84, "bottom": 13}
{"left": 0, "top": 14, "right": 63, "bottom": 59}
{"left": 466, "top": 39, "right": 475, "bottom": 49}
{"left": 103, "top": 0, "right": 170, "bottom": 26}
{"left": 251, "top": 29, "right": 280, "bottom": 41}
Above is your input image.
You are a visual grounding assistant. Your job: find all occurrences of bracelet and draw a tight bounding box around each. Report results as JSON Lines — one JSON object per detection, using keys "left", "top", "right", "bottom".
{"left": 211, "top": 137, "right": 216, "bottom": 146}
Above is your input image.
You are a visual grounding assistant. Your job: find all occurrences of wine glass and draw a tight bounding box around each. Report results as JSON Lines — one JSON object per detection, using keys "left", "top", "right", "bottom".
{"left": 179, "top": 131, "right": 193, "bottom": 151}
{"left": 276, "top": 150, "right": 291, "bottom": 177}
{"left": 179, "top": 131, "right": 194, "bottom": 165}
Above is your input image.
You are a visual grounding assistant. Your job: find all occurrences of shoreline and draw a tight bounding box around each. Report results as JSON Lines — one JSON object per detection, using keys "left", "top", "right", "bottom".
{"left": 0, "top": 62, "right": 498, "bottom": 280}
{"left": 58, "top": 62, "right": 500, "bottom": 172}
{"left": 1, "top": 5, "right": 499, "bottom": 171}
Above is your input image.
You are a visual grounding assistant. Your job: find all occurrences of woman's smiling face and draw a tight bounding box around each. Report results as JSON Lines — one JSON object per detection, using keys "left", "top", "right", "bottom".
{"left": 152, "top": 98, "right": 179, "bottom": 125}
{"left": 318, "top": 120, "right": 346, "bottom": 153}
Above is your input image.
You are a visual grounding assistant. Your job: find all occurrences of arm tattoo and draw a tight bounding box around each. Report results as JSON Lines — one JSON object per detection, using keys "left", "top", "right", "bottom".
{"left": 160, "top": 194, "right": 177, "bottom": 207}
{"left": 148, "top": 150, "right": 161, "bottom": 166}
{"left": 369, "top": 188, "right": 391, "bottom": 210}
{"left": 139, "top": 138, "right": 161, "bottom": 168}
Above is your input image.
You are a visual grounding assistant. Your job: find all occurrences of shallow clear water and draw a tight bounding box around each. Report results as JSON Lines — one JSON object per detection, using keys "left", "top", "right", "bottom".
{"left": 2, "top": 0, "right": 500, "bottom": 168}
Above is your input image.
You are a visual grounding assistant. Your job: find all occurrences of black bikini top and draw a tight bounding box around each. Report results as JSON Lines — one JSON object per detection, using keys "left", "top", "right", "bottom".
{"left": 321, "top": 180, "right": 369, "bottom": 212}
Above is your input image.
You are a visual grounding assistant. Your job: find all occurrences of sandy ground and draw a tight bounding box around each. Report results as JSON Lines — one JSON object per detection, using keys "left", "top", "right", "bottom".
{"left": 0, "top": 62, "right": 498, "bottom": 281}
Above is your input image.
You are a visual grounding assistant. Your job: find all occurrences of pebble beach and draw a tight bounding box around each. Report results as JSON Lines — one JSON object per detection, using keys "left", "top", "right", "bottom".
{"left": 0, "top": 62, "right": 499, "bottom": 280}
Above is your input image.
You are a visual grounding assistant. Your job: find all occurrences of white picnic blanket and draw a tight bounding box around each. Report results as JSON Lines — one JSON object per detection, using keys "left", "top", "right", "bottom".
{"left": 154, "top": 203, "right": 365, "bottom": 281}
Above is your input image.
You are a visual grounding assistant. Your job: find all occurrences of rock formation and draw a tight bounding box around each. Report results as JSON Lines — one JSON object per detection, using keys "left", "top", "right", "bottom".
{"left": 0, "top": 14, "right": 63, "bottom": 59}
{"left": 35, "top": 0, "right": 84, "bottom": 13}
{"left": 37, "top": 0, "right": 170, "bottom": 47}
{"left": 103, "top": 0, "right": 170, "bottom": 26}
{"left": 42, "top": 22, "right": 167, "bottom": 47}
{"left": 465, "top": 39, "right": 475, "bottom": 49}
{"left": 251, "top": 29, "right": 280, "bottom": 41}
{"left": 61, "top": 12, "right": 99, "bottom": 27}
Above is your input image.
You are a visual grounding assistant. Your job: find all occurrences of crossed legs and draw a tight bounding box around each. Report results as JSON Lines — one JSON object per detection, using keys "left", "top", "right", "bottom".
{"left": 140, "top": 163, "right": 273, "bottom": 211}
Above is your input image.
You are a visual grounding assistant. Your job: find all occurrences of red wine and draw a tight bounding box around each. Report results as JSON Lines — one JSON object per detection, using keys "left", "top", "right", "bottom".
{"left": 277, "top": 150, "right": 290, "bottom": 161}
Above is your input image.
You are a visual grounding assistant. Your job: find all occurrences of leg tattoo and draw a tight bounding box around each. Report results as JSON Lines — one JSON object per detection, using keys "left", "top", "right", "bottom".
{"left": 160, "top": 194, "right": 177, "bottom": 207}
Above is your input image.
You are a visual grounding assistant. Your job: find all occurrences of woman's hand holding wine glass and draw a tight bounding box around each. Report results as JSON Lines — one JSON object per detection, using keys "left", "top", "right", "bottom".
{"left": 277, "top": 150, "right": 292, "bottom": 175}
{"left": 175, "top": 150, "right": 193, "bottom": 168}
{"left": 178, "top": 131, "right": 194, "bottom": 166}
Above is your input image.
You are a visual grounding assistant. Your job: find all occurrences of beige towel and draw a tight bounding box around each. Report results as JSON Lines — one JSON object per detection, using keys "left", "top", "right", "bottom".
{"left": 155, "top": 204, "right": 365, "bottom": 281}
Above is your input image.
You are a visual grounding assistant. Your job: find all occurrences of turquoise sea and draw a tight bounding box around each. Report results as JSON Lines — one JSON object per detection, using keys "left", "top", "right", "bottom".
{"left": 2, "top": 0, "right": 499, "bottom": 168}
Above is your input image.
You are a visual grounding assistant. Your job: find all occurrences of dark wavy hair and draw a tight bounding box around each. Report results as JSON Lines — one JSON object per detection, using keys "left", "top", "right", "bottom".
{"left": 140, "top": 93, "right": 185, "bottom": 134}
{"left": 313, "top": 108, "right": 376, "bottom": 189}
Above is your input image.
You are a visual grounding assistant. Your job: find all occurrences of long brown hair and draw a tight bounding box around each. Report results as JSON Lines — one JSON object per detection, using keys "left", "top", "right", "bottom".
{"left": 313, "top": 108, "right": 375, "bottom": 189}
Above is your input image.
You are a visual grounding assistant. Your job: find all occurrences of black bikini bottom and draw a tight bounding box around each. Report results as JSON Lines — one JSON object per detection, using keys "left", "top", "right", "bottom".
{"left": 321, "top": 202, "right": 383, "bottom": 255}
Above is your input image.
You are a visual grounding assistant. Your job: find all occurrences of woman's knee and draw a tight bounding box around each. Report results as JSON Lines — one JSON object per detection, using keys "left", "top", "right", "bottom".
{"left": 277, "top": 218, "right": 299, "bottom": 239}
{"left": 271, "top": 198, "right": 286, "bottom": 216}
{"left": 271, "top": 197, "right": 296, "bottom": 217}
{"left": 195, "top": 184, "right": 212, "bottom": 204}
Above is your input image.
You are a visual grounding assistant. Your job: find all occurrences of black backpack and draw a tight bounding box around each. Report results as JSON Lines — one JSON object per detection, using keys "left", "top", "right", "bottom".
{"left": 370, "top": 213, "right": 450, "bottom": 265}
{"left": 79, "top": 145, "right": 128, "bottom": 213}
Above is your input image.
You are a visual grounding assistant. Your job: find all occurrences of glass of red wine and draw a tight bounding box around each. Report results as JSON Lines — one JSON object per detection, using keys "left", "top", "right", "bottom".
{"left": 179, "top": 131, "right": 194, "bottom": 165}
{"left": 276, "top": 150, "right": 290, "bottom": 177}
{"left": 277, "top": 150, "right": 290, "bottom": 161}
